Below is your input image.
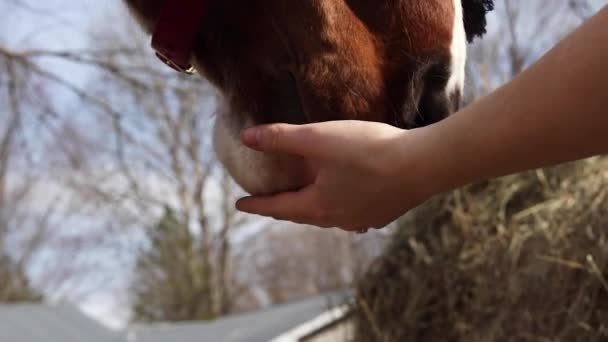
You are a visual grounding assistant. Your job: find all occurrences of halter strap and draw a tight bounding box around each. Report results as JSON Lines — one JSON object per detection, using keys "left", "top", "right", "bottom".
{"left": 151, "top": 0, "right": 208, "bottom": 74}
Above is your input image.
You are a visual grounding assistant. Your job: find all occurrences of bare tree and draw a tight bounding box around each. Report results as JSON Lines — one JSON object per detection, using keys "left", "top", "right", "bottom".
{"left": 465, "top": 0, "right": 602, "bottom": 101}
{"left": 0, "top": 41, "right": 51, "bottom": 302}
{"left": 0, "top": 1, "right": 158, "bottom": 304}
{"left": 37, "top": 11, "right": 258, "bottom": 321}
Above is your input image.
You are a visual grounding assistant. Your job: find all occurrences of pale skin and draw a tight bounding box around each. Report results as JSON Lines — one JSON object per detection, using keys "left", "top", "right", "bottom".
{"left": 236, "top": 6, "right": 608, "bottom": 231}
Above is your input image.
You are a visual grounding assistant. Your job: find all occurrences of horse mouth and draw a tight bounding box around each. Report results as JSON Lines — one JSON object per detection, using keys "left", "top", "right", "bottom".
{"left": 285, "top": 71, "right": 310, "bottom": 125}
{"left": 256, "top": 71, "right": 310, "bottom": 126}
{"left": 246, "top": 65, "right": 457, "bottom": 130}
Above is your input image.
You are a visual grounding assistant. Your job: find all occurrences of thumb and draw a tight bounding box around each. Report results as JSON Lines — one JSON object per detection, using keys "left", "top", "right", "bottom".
{"left": 241, "top": 123, "right": 325, "bottom": 157}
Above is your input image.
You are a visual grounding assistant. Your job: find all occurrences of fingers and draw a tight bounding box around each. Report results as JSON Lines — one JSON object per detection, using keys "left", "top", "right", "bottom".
{"left": 236, "top": 189, "right": 377, "bottom": 231}
{"left": 241, "top": 123, "right": 325, "bottom": 158}
{"left": 236, "top": 187, "right": 329, "bottom": 226}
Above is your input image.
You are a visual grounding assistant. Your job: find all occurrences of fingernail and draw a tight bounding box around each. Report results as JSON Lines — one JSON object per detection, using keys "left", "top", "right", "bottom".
{"left": 241, "top": 128, "right": 259, "bottom": 147}
{"left": 235, "top": 198, "right": 252, "bottom": 213}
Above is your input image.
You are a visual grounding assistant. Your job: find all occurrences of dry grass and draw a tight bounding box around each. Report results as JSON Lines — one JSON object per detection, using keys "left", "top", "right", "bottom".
{"left": 353, "top": 157, "right": 608, "bottom": 342}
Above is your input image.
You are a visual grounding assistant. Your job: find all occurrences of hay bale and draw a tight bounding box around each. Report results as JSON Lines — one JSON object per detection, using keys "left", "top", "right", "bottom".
{"left": 353, "top": 158, "right": 608, "bottom": 341}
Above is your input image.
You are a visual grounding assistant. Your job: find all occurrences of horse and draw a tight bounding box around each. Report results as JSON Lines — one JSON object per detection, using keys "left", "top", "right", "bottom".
{"left": 124, "top": 0, "right": 493, "bottom": 195}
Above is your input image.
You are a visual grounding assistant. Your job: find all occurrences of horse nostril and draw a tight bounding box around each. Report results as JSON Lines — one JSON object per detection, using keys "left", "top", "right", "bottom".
{"left": 415, "top": 62, "right": 454, "bottom": 127}
{"left": 416, "top": 88, "right": 451, "bottom": 127}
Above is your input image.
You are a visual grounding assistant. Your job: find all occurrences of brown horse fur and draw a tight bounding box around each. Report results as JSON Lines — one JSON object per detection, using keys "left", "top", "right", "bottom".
{"left": 125, "top": 0, "right": 493, "bottom": 194}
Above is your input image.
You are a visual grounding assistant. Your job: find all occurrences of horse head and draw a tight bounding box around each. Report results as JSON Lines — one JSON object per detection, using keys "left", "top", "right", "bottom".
{"left": 125, "top": 0, "right": 493, "bottom": 194}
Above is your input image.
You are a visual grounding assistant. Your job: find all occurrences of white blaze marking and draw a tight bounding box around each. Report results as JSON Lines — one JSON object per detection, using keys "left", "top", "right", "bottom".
{"left": 446, "top": 0, "right": 467, "bottom": 97}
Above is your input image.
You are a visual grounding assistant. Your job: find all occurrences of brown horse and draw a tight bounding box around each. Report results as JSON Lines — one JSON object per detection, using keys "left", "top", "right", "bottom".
{"left": 125, "top": 0, "right": 493, "bottom": 195}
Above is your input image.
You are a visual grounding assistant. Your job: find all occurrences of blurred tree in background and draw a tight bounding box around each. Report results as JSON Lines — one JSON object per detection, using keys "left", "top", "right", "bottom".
{"left": 0, "top": 253, "right": 42, "bottom": 302}
{"left": 132, "top": 207, "right": 218, "bottom": 321}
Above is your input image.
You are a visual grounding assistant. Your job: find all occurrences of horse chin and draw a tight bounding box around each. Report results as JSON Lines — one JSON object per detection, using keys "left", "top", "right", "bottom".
{"left": 213, "top": 109, "right": 311, "bottom": 195}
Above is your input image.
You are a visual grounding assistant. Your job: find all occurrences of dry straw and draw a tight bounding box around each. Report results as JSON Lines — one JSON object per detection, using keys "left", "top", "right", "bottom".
{"left": 353, "top": 157, "right": 608, "bottom": 341}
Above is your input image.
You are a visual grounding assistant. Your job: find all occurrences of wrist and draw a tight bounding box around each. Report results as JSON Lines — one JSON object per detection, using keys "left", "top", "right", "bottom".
{"left": 391, "top": 124, "right": 463, "bottom": 203}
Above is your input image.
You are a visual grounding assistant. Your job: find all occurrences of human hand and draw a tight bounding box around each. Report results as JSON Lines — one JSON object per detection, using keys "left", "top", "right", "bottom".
{"left": 235, "top": 121, "right": 438, "bottom": 231}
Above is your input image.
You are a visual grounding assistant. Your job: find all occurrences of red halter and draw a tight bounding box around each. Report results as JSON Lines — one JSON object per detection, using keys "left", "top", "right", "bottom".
{"left": 151, "top": 0, "right": 208, "bottom": 74}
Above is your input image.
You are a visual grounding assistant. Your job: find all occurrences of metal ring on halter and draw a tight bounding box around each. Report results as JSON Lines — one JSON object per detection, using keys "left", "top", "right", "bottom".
{"left": 155, "top": 52, "right": 197, "bottom": 75}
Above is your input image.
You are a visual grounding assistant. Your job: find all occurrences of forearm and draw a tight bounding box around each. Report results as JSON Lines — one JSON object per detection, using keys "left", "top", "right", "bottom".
{"left": 414, "top": 6, "right": 608, "bottom": 195}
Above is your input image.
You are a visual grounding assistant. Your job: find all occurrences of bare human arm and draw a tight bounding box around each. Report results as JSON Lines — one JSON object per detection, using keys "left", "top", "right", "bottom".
{"left": 236, "top": 6, "right": 608, "bottom": 231}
